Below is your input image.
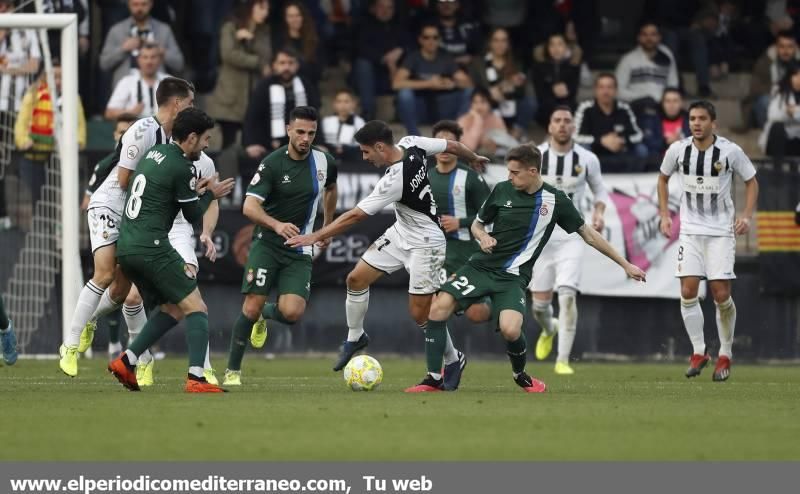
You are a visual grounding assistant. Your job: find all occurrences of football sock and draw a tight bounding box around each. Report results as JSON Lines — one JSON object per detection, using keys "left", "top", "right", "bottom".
{"left": 185, "top": 312, "right": 209, "bottom": 371}
{"left": 443, "top": 326, "right": 459, "bottom": 365}
{"left": 262, "top": 302, "right": 292, "bottom": 325}
{"left": 91, "top": 289, "right": 121, "bottom": 322}
{"left": 128, "top": 311, "right": 178, "bottom": 360}
{"left": 123, "top": 303, "right": 147, "bottom": 342}
{"left": 424, "top": 319, "right": 447, "bottom": 379}
{"left": 346, "top": 288, "right": 369, "bottom": 342}
{"left": 680, "top": 297, "right": 705, "bottom": 355}
{"left": 556, "top": 287, "right": 578, "bottom": 363}
{"left": 66, "top": 281, "right": 104, "bottom": 346}
{"left": 204, "top": 342, "right": 212, "bottom": 370}
{"left": 227, "top": 313, "right": 256, "bottom": 371}
{"left": 506, "top": 333, "right": 528, "bottom": 374}
{"left": 531, "top": 297, "right": 554, "bottom": 335}
{"left": 715, "top": 297, "right": 736, "bottom": 358}
{"left": 138, "top": 349, "right": 153, "bottom": 365}
{"left": 107, "top": 311, "right": 121, "bottom": 345}
{"left": 0, "top": 295, "right": 8, "bottom": 330}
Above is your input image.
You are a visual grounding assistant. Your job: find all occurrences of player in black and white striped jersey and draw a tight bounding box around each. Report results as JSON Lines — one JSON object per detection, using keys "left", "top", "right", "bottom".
{"left": 528, "top": 107, "right": 610, "bottom": 375}
{"left": 658, "top": 100, "right": 759, "bottom": 382}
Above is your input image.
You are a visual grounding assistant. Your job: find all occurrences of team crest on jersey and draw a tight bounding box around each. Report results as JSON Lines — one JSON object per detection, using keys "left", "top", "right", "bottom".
{"left": 574, "top": 165, "right": 583, "bottom": 174}
{"left": 317, "top": 170, "right": 325, "bottom": 182}
{"left": 126, "top": 145, "right": 139, "bottom": 160}
{"left": 539, "top": 204, "right": 549, "bottom": 216}
{"left": 183, "top": 264, "right": 196, "bottom": 280}
{"left": 453, "top": 185, "right": 462, "bottom": 195}
{"left": 251, "top": 173, "right": 260, "bottom": 185}
{"left": 246, "top": 268, "right": 254, "bottom": 283}
{"left": 714, "top": 161, "right": 723, "bottom": 172}
{"left": 102, "top": 231, "right": 109, "bottom": 240}
{"left": 189, "top": 177, "right": 197, "bottom": 191}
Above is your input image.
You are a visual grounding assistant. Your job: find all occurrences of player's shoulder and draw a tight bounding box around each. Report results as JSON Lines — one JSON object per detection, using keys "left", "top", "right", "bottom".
{"left": 261, "top": 145, "right": 289, "bottom": 166}
{"left": 714, "top": 135, "right": 744, "bottom": 154}
{"left": 310, "top": 146, "right": 337, "bottom": 165}
{"left": 572, "top": 143, "right": 599, "bottom": 161}
{"left": 667, "top": 136, "right": 693, "bottom": 155}
{"left": 537, "top": 141, "right": 550, "bottom": 153}
{"left": 397, "top": 135, "right": 420, "bottom": 149}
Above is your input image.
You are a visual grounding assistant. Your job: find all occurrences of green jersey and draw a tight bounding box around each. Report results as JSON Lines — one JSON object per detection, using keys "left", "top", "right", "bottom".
{"left": 86, "top": 151, "right": 116, "bottom": 195}
{"left": 117, "top": 143, "right": 211, "bottom": 256}
{"left": 472, "top": 181, "right": 584, "bottom": 285}
{"left": 246, "top": 146, "right": 337, "bottom": 256}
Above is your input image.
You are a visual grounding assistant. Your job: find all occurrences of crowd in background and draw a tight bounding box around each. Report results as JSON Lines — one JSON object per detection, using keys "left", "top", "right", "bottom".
{"left": 0, "top": 0, "right": 798, "bottom": 228}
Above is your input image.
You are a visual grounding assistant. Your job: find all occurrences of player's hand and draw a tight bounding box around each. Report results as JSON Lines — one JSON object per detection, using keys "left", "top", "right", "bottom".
{"left": 314, "top": 237, "right": 332, "bottom": 249}
{"left": 208, "top": 176, "right": 236, "bottom": 199}
{"left": 199, "top": 233, "right": 217, "bottom": 262}
{"left": 478, "top": 235, "right": 497, "bottom": 253}
{"left": 470, "top": 155, "right": 491, "bottom": 172}
{"left": 659, "top": 214, "right": 672, "bottom": 238}
{"left": 734, "top": 216, "right": 751, "bottom": 235}
{"left": 592, "top": 210, "right": 605, "bottom": 232}
{"left": 625, "top": 263, "right": 647, "bottom": 282}
{"left": 275, "top": 221, "right": 300, "bottom": 240}
{"left": 439, "top": 215, "right": 460, "bottom": 233}
{"left": 285, "top": 234, "right": 315, "bottom": 247}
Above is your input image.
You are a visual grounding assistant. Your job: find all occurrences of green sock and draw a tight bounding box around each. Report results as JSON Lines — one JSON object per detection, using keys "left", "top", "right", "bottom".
{"left": 0, "top": 294, "right": 9, "bottom": 330}
{"left": 128, "top": 311, "right": 177, "bottom": 356}
{"left": 506, "top": 333, "right": 528, "bottom": 374}
{"left": 227, "top": 313, "right": 256, "bottom": 371}
{"left": 185, "top": 312, "right": 209, "bottom": 368}
{"left": 425, "top": 319, "right": 447, "bottom": 376}
{"left": 107, "top": 312, "right": 121, "bottom": 344}
{"left": 262, "top": 303, "right": 292, "bottom": 325}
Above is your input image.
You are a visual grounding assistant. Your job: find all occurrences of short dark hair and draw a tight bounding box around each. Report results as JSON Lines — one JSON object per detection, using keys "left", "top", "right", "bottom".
{"left": 638, "top": 20, "right": 659, "bottom": 34}
{"left": 289, "top": 106, "right": 318, "bottom": 122}
{"left": 155, "top": 77, "right": 194, "bottom": 106}
{"left": 506, "top": 144, "right": 542, "bottom": 171}
{"left": 431, "top": 120, "right": 462, "bottom": 140}
{"left": 688, "top": 100, "right": 716, "bottom": 121}
{"left": 418, "top": 22, "right": 439, "bottom": 37}
{"left": 139, "top": 42, "right": 160, "bottom": 53}
{"left": 334, "top": 88, "right": 354, "bottom": 99}
{"left": 116, "top": 113, "right": 138, "bottom": 126}
{"left": 272, "top": 46, "right": 300, "bottom": 63}
{"left": 550, "top": 105, "right": 573, "bottom": 119}
{"left": 595, "top": 72, "right": 617, "bottom": 87}
{"left": 470, "top": 86, "right": 496, "bottom": 107}
{"left": 172, "top": 108, "right": 215, "bottom": 142}
{"left": 776, "top": 29, "right": 796, "bottom": 42}
{"left": 354, "top": 120, "right": 394, "bottom": 146}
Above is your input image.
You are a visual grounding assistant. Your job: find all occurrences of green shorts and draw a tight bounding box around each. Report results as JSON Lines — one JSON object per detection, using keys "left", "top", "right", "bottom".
{"left": 441, "top": 239, "right": 478, "bottom": 280}
{"left": 241, "top": 241, "right": 312, "bottom": 300}
{"left": 439, "top": 263, "right": 526, "bottom": 317}
{"left": 118, "top": 248, "right": 197, "bottom": 307}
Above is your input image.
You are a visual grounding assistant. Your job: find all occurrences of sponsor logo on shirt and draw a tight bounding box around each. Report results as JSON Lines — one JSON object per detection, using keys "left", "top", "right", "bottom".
{"left": 250, "top": 173, "right": 260, "bottom": 185}
{"left": 282, "top": 174, "right": 291, "bottom": 184}
{"left": 504, "top": 200, "right": 513, "bottom": 208}
{"left": 126, "top": 145, "right": 139, "bottom": 160}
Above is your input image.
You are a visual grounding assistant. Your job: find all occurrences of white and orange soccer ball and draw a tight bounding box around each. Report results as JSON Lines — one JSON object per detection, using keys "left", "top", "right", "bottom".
{"left": 343, "top": 355, "right": 383, "bottom": 391}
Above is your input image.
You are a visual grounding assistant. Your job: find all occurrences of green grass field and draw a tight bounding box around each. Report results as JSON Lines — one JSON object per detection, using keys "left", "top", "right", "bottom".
{"left": 1, "top": 357, "right": 799, "bottom": 461}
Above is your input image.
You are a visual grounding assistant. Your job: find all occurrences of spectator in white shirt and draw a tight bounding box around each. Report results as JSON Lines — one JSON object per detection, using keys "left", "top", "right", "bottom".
{"left": 321, "top": 88, "right": 365, "bottom": 160}
{"left": 615, "top": 22, "right": 678, "bottom": 112}
{"left": 104, "top": 42, "right": 168, "bottom": 120}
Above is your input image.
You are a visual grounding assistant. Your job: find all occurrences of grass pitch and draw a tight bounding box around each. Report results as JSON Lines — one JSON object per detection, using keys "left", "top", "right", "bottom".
{"left": 1, "top": 357, "right": 799, "bottom": 460}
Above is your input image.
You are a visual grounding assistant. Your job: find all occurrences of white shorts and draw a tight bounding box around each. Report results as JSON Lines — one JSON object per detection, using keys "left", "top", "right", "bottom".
{"left": 529, "top": 233, "right": 584, "bottom": 292}
{"left": 361, "top": 226, "right": 445, "bottom": 295}
{"left": 87, "top": 207, "right": 120, "bottom": 253}
{"left": 676, "top": 234, "right": 736, "bottom": 280}
{"left": 169, "top": 232, "right": 199, "bottom": 268}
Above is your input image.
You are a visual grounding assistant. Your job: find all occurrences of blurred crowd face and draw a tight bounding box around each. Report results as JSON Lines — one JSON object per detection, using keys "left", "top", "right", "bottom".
{"left": 252, "top": 0, "right": 269, "bottom": 24}
{"left": 0, "top": 1, "right": 12, "bottom": 14}
{"left": 776, "top": 35, "right": 797, "bottom": 63}
{"left": 419, "top": 25, "right": 441, "bottom": 53}
{"left": 285, "top": 4, "right": 303, "bottom": 33}
{"left": 372, "top": 0, "right": 395, "bottom": 22}
{"left": 273, "top": 52, "right": 299, "bottom": 81}
{"left": 594, "top": 76, "right": 617, "bottom": 105}
{"left": 137, "top": 45, "right": 161, "bottom": 77}
{"left": 662, "top": 91, "right": 683, "bottom": 119}
{"left": 547, "top": 34, "right": 568, "bottom": 61}
{"left": 791, "top": 69, "right": 800, "bottom": 91}
{"left": 436, "top": 0, "right": 459, "bottom": 19}
{"left": 548, "top": 109, "right": 575, "bottom": 145}
{"left": 489, "top": 29, "right": 510, "bottom": 57}
{"left": 637, "top": 24, "right": 661, "bottom": 52}
{"left": 333, "top": 92, "right": 356, "bottom": 117}
{"left": 128, "top": 0, "right": 152, "bottom": 23}
{"left": 470, "top": 92, "right": 492, "bottom": 116}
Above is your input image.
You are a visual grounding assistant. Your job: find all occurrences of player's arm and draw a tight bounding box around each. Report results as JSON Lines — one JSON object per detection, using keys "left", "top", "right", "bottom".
{"left": 117, "top": 123, "right": 153, "bottom": 191}
{"left": 315, "top": 183, "right": 338, "bottom": 248}
{"left": 657, "top": 143, "right": 680, "bottom": 238}
{"left": 199, "top": 198, "right": 220, "bottom": 261}
{"left": 586, "top": 157, "right": 609, "bottom": 232}
{"left": 399, "top": 136, "right": 489, "bottom": 170}
{"left": 470, "top": 219, "right": 496, "bottom": 254}
{"left": 242, "top": 195, "right": 300, "bottom": 239}
{"left": 444, "top": 140, "right": 490, "bottom": 171}
{"left": 577, "top": 224, "right": 645, "bottom": 281}
{"left": 180, "top": 174, "right": 233, "bottom": 224}
{"left": 287, "top": 206, "right": 369, "bottom": 248}
{"left": 733, "top": 148, "right": 760, "bottom": 235}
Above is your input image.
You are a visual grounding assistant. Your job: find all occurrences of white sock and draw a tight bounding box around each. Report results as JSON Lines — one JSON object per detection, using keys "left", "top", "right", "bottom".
{"left": 442, "top": 325, "right": 459, "bottom": 365}
{"left": 124, "top": 349, "right": 138, "bottom": 366}
{"left": 108, "top": 341, "right": 122, "bottom": 354}
{"left": 204, "top": 342, "right": 212, "bottom": 371}
{"left": 428, "top": 372, "right": 442, "bottom": 380}
{"left": 91, "top": 289, "right": 122, "bottom": 321}
{"left": 123, "top": 303, "right": 147, "bottom": 342}
{"left": 189, "top": 366, "right": 204, "bottom": 378}
{"left": 138, "top": 349, "right": 153, "bottom": 365}
{"left": 556, "top": 287, "right": 578, "bottom": 363}
{"left": 532, "top": 297, "right": 555, "bottom": 335}
{"left": 346, "top": 288, "right": 369, "bottom": 342}
{"left": 715, "top": 297, "right": 736, "bottom": 358}
{"left": 65, "top": 281, "right": 104, "bottom": 346}
{"left": 681, "top": 297, "right": 706, "bottom": 355}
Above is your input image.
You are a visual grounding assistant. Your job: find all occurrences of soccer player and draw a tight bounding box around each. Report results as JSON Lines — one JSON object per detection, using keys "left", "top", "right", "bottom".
{"left": 418, "top": 144, "right": 646, "bottom": 393}
{"left": 658, "top": 100, "right": 759, "bottom": 382}
{"left": 59, "top": 77, "right": 195, "bottom": 377}
{"left": 528, "top": 107, "right": 610, "bottom": 375}
{"left": 286, "top": 120, "right": 489, "bottom": 390}
{"left": 222, "top": 106, "right": 338, "bottom": 386}
{"left": 108, "top": 108, "right": 234, "bottom": 392}
{"left": 0, "top": 295, "right": 17, "bottom": 365}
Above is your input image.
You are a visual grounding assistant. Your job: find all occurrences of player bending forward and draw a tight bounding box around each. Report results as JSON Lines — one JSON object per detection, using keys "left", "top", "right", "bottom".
{"left": 419, "top": 144, "right": 645, "bottom": 393}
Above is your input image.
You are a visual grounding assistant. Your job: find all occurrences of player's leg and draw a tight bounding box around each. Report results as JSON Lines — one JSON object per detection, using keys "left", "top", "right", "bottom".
{"left": 529, "top": 248, "right": 557, "bottom": 361}
{"left": 174, "top": 289, "right": 224, "bottom": 392}
{"left": 260, "top": 253, "right": 311, "bottom": 333}
{"left": 405, "top": 291, "right": 459, "bottom": 392}
{"left": 552, "top": 237, "right": 583, "bottom": 373}
{"left": 495, "top": 285, "right": 546, "bottom": 393}
{"left": 0, "top": 293, "right": 17, "bottom": 365}
{"left": 707, "top": 235, "right": 737, "bottom": 382}
{"left": 106, "top": 311, "right": 123, "bottom": 359}
{"left": 224, "top": 293, "right": 268, "bottom": 385}
{"left": 464, "top": 301, "right": 492, "bottom": 324}
{"left": 677, "top": 235, "right": 709, "bottom": 378}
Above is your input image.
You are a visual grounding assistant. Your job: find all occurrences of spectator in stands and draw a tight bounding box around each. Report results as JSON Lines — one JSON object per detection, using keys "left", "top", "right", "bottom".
{"left": 747, "top": 30, "right": 799, "bottom": 129}
{"left": 431, "top": 0, "right": 480, "bottom": 68}
{"left": 616, "top": 22, "right": 679, "bottom": 112}
{"left": 273, "top": 0, "right": 323, "bottom": 84}
{"left": 468, "top": 27, "right": 532, "bottom": 137}
{"left": 350, "top": 0, "right": 408, "bottom": 121}
{"left": 319, "top": 0, "right": 355, "bottom": 66}
{"left": 574, "top": 73, "right": 647, "bottom": 172}
{"left": 241, "top": 47, "right": 320, "bottom": 184}
{"left": 649, "top": 87, "right": 689, "bottom": 156}
{"left": 14, "top": 62, "right": 86, "bottom": 207}
{"left": 393, "top": 23, "right": 472, "bottom": 135}
{"left": 531, "top": 32, "right": 581, "bottom": 127}
{"left": 760, "top": 64, "right": 800, "bottom": 161}
{"left": 104, "top": 43, "right": 168, "bottom": 120}
{"left": 321, "top": 88, "right": 365, "bottom": 161}
{"left": 207, "top": 0, "right": 272, "bottom": 151}
{"left": 0, "top": 0, "right": 41, "bottom": 230}
{"left": 457, "top": 87, "right": 519, "bottom": 158}
{"left": 99, "top": 0, "right": 184, "bottom": 89}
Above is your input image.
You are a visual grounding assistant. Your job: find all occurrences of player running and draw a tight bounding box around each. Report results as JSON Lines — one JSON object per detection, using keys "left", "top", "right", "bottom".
{"left": 658, "top": 100, "right": 758, "bottom": 382}
{"left": 108, "top": 108, "right": 234, "bottom": 392}
{"left": 286, "top": 120, "right": 489, "bottom": 390}
{"left": 528, "top": 107, "right": 610, "bottom": 375}
{"left": 222, "top": 106, "right": 338, "bottom": 386}
{"left": 418, "top": 144, "right": 646, "bottom": 393}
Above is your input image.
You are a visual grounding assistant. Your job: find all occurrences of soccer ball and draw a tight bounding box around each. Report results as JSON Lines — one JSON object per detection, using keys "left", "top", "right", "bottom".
{"left": 343, "top": 355, "right": 383, "bottom": 391}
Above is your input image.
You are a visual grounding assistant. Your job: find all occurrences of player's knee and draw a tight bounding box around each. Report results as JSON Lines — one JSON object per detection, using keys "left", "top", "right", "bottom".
{"left": 680, "top": 286, "right": 698, "bottom": 300}
{"left": 123, "top": 290, "right": 142, "bottom": 306}
{"left": 345, "top": 270, "right": 368, "bottom": 291}
{"left": 498, "top": 324, "right": 521, "bottom": 342}
{"left": 465, "top": 304, "right": 490, "bottom": 323}
{"left": 710, "top": 285, "right": 731, "bottom": 303}
{"left": 92, "top": 269, "right": 114, "bottom": 288}
{"left": 281, "top": 305, "right": 305, "bottom": 323}
{"left": 241, "top": 297, "right": 263, "bottom": 320}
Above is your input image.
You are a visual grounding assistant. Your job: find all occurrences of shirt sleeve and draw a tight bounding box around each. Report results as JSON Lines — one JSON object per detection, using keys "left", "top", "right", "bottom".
{"left": 730, "top": 145, "right": 757, "bottom": 181}
{"left": 117, "top": 120, "right": 155, "bottom": 171}
{"left": 555, "top": 190, "right": 585, "bottom": 234}
{"left": 585, "top": 154, "right": 610, "bottom": 206}
{"left": 245, "top": 159, "right": 274, "bottom": 202}
{"left": 476, "top": 185, "right": 499, "bottom": 224}
{"left": 461, "top": 170, "right": 490, "bottom": 227}
{"left": 325, "top": 156, "right": 338, "bottom": 188}
{"left": 659, "top": 141, "right": 681, "bottom": 176}
{"left": 357, "top": 165, "right": 403, "bottom": 215}
{"left": 397, "top": 135, "right": 448, "bottom": 156}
